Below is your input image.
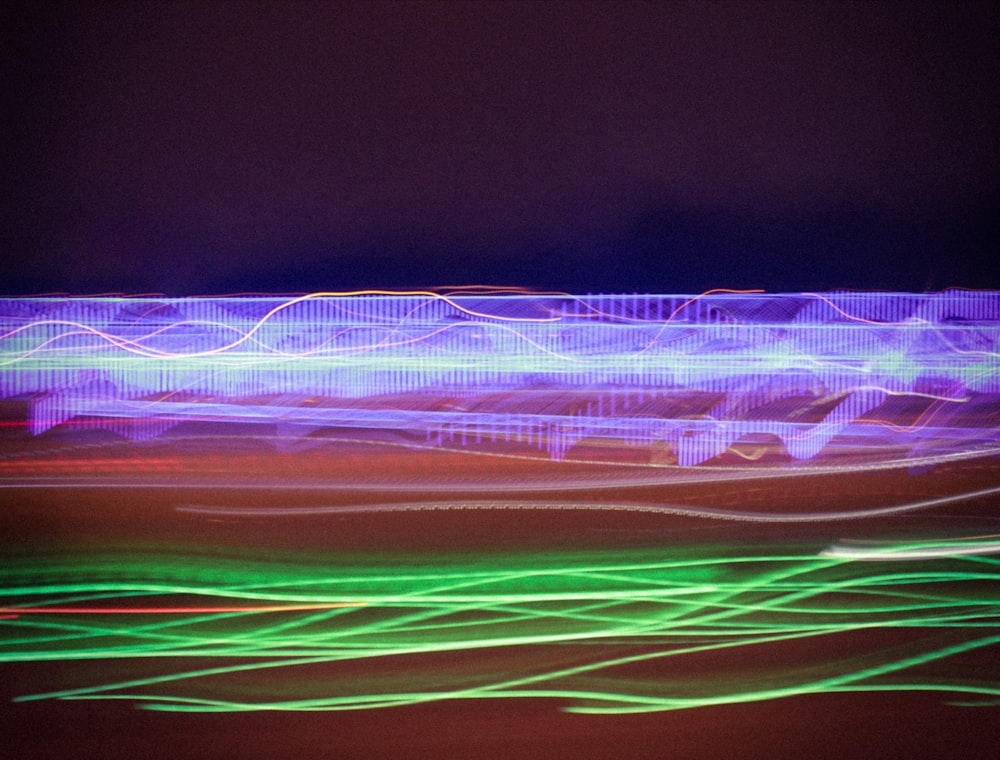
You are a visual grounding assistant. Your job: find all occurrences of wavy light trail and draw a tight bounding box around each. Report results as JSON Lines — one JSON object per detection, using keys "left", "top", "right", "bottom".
{"left": 1, "top": 289, "right": 997, "bottom": 729}
{"left": 1, "top": 290, "right": 998, "bottom": 473}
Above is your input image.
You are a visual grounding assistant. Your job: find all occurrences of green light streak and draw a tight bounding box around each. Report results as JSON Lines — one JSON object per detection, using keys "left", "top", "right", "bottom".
{"left": 2, "top": 544, "right": 998, "bottom": 713}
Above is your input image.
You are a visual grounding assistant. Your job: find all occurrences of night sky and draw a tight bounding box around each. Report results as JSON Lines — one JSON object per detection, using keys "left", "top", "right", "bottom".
{"left": 4, "top": 1, "right": 998, "bottom": 295}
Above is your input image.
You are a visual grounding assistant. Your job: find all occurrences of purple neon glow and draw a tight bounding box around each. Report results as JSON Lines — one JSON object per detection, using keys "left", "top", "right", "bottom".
{"left": 1, "top": 289, "right": 998, "bottom": 467}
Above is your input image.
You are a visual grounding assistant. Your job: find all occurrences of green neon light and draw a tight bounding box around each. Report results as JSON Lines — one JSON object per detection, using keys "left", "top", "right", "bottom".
{"left": 2, "top": 544, "right": 997, "bottom": 713}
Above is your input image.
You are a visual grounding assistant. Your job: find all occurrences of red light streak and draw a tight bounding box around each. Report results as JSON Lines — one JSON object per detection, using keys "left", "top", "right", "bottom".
{"left": 0, "top": 603, "right": 366, "bottom": 617}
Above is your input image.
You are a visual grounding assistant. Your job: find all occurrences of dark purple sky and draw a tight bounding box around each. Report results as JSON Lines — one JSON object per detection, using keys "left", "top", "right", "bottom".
{"left": 4, "top": 1, "right": 998, "bottom": 294}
